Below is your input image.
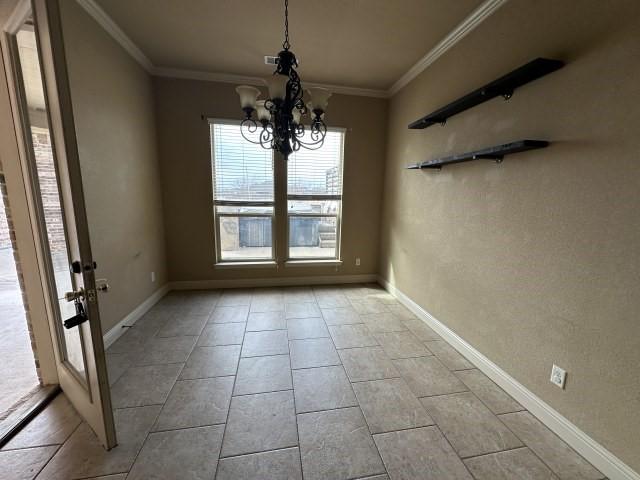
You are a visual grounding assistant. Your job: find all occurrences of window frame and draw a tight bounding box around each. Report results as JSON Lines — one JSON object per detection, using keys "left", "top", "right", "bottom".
{"left": 285, "top": 127, "right": 346, "bottom": 263}
{"left": 209, "top": 118, "right": 276, "bottom": 265}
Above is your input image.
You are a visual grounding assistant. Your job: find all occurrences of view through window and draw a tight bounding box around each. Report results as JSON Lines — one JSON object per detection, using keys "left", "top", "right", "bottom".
{"left": 287, "top": 130, "right": 344, "bottom": 259}
{"left": 210, "top": 121, "right": 344, "bottom": 263}
{"left": 210, "top": 122, "right": 275, "bottom": 261}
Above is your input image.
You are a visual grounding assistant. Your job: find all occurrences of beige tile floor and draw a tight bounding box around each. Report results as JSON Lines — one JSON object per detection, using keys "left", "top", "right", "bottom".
{"left": 0, "top": 284, "right": 606, "bottom": 480}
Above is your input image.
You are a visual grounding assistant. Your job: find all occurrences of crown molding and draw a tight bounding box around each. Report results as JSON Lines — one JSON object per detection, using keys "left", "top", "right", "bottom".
{"left": 75, "top": 0, "right": 153, "bottom": 72}
{"left": 388, "top": 0, "right": 509, "bottom": 96}
{"left": 152, "top": 66, "right": 389, "bottom": 98}
{"left": 76, "top": 0, "right": 507, "bottom": 99}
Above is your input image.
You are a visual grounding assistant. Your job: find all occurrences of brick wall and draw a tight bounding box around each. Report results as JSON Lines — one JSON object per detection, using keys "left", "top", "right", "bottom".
{"left": 31, "top": 128, "right": 66, "bottom": 253}
{"left": 0, "top": 191, "right": 9, "bottom": 249}
{"left": 0, "top": 170, "right": 42, "bottom": 385}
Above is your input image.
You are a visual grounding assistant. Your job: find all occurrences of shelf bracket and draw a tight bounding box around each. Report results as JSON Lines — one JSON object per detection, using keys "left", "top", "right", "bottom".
{"left": 472, "top": 154, "right": 504, "bottom": 163}
{"left": 501, "top": 90, "right": 514, "bottom": 101}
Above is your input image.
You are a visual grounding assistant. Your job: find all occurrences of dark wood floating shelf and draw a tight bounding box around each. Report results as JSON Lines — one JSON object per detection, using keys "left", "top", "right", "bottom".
{"left": 408, "top": 58, "right": 564, "bottom": 130}
{"left": 406, "top": 140, "right": 549, "bottom": 170}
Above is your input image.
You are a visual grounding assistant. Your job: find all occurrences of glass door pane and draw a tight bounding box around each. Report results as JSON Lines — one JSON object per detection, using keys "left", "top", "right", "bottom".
{"left": 14, "top": 21, "right": 87, "bottom": 381}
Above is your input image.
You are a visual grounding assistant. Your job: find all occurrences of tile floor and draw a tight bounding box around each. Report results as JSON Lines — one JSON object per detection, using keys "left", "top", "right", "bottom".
{"left": 0, "top": 284, "right": 606, "bottom": 480}
{"left": 0, "top": 249, "right": 40, "bottom": 420}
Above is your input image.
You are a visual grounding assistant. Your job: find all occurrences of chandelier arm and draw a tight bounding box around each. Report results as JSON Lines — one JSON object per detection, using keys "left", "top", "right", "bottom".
{"left": 292, "top": 121, "right": 327, "bottom": 150}
{"left": 259, "top": 124, "right": 275, "bottom": 149}
{"left": 294, "top": 140, "right": 326, "bottom": 151}
{"left": 239, "top": 118, "right": 263, "bottom": 145}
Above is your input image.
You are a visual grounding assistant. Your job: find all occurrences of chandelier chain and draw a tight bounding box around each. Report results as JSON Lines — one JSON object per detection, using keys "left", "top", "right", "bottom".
{"left": 282, "top": 0, "right": 290, "bottom": 50}
{"left": 236, "top": 0, "right": 329, "bottom": 157}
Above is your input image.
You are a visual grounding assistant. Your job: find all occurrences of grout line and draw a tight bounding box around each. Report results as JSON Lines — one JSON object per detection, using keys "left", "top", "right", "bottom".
{"left": 122, "top": 360, "right": 188, "bottom": 474}
{"left": 416, "top": 389, "right": 471, "bottom": 401}
{"left": 150, "top": 421, "right": 227, "bottom": 435}
{"left": 290, "top": 362, "right": 343, "bottom": 371}
{"left": 349, "top": 375, "right": 403, "bottom": 384}
{"left": 245, "top": 327, "right": 287, "bottom": 333}
{"left": 217, "top": 444, "right": 301, "bottom": 461}
{"left": 214, "top": 309, "right": 247, "bottom": 478}
{"left": 318, "top": 311, "right": 389, "bottom": 479}
{"left": 458, "top": 443, "right": 528, "bottom": 460}
{"left": 0, "top": 440, "right": 64, "bottom": 452}
{"left": 27, "top": 440, "right": 63, "bottom": 478}
{"left": 288, "top": 345, "right": 305, "bottom": 479}
{"left": 370, "top": 423, "right": 437, "bottom": 437}
{"left": 296, "top": 403, "right": 360, "bottom": 417}
{"left": 232, "top": 387, "right": 294, "bottom": 398}
{"left": 165, "top": 373, "right": 236, "bottom": 382}
{"left": 218, "top": 442, "right": 300, "bottom": 460}
{"left": 461, "top": 444, "right": 530, "bottom": 461}
{"left": 493, "top": 410, "right": 574, "bottom": 478}
{"left": 433, "top": 422, "right": 477, "bottom": 478}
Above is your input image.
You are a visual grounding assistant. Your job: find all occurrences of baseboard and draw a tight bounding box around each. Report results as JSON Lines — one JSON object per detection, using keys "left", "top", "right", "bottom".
{"left": 377, "top": 276, "right": 639, "bottom": 480}
{"left": 102, "top": 284, "right": 170, "bottom": 349}
{"left": 170, "top": 273, "right": 378, "bottom": 290}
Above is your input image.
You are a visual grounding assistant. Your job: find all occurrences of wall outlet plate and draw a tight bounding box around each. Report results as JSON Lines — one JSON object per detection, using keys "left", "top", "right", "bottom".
{"left": 151, "top": 271, "right": 156, "bottom": 283}
{"left": 355, "top": 257, "right": 361, "bottom": 266}
{"left": 550, "top": 364, "right": 566, "bottom": 389}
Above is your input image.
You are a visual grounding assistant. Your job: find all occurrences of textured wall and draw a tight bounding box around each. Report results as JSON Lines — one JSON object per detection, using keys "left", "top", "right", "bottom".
{"left": 154, "top": 77, "right": 387, "bottom": 283}
{"left": 60, "top": 1, "right": 167, "bottom": 333}
{"left": 379, "top": 0, "right": 640, "bottom": 472}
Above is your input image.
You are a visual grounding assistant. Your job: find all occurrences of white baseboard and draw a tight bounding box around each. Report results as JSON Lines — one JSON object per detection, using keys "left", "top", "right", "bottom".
{"left": 377, "top": 276, "right": 639, "bottom": 480}
{"left": 102, "top": 284, "right": 170, "bottom": 349}
{"left": 170, "top": 273, "right": 378, "bottom": 290}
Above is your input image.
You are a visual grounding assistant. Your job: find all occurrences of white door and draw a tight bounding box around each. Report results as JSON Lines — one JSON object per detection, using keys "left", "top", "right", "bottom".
{"left": 2, "top": 0, "right": 116, "bottom": 448}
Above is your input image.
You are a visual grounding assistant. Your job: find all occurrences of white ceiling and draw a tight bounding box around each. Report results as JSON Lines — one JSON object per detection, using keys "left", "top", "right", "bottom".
{"left": 92, "top": 0, "right": 486, "bottom": 93}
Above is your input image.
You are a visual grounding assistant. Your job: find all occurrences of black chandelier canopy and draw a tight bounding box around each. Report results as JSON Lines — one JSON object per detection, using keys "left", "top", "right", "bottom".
{"left": 235, "top": 0, "right": 331, "bottom": 158}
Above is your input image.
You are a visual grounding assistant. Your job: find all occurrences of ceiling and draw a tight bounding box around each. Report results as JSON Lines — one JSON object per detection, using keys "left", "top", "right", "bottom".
{"left": 94, "top": 0, "right": 482, "bottom": 91}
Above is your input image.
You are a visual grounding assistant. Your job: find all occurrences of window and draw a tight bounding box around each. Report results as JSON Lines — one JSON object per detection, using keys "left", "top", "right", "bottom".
{"left": 287, "top": 129, "right": 345, "bottom": 260}
{"left": 210, "top": 121, "right": 275, "bottom": 262}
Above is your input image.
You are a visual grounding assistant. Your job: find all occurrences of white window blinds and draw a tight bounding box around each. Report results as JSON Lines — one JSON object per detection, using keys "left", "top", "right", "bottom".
{"left": 287, "top": 130, "right": 344, "bottom": 196}
{"left": 211, "top": 123, "right": 274, "bottom": 202}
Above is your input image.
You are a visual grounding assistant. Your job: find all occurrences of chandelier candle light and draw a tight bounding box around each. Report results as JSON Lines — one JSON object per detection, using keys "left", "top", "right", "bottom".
{"left": 235, "top": 0, "right": 331, "bottom": 158}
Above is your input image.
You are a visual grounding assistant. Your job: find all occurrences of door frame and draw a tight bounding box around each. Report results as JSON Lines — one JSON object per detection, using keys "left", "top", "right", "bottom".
{"left": 0, "top": 0, "right": 57, "bottom": 387}
{"left": 1, "top": 0, "right": 116, "bottom": 448}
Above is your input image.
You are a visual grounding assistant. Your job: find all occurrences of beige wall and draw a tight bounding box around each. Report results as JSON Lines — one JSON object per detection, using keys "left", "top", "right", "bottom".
{"left": 154, "top": 77, "right": 387, "bottom": 283}
{"left": 380, "top": 0, "right": 640, "bottom": 471}
{"left": 60, "top": 1, "right": 167, "bottom": 333}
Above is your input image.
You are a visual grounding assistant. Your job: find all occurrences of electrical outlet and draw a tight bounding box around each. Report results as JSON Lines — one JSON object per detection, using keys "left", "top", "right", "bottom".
{"left": 355, "top": 257, "right": 361, "bottom": 266}
{"left": 550, "top": 364, "right": 566, "bottom": 389}
{"left": 151, "top": 271, "right": 156, "bottom": 283}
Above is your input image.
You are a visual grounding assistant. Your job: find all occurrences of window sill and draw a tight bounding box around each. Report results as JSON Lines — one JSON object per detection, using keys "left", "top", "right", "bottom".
{"left": 214, "top": 261, "right": 277, "bottom": 270}
{"left": 285, "top": 260, "right": 343, "bottom": 268}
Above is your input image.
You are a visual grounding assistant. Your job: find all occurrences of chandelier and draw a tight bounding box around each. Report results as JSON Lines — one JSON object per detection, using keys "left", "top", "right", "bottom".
{"left": 235, "top": 0, "right": 331, "bottom": 158}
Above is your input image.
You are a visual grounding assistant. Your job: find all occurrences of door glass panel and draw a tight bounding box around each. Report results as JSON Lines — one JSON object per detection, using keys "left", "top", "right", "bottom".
{"left": 15, "top": 22, "right": 86, "bottom": 379}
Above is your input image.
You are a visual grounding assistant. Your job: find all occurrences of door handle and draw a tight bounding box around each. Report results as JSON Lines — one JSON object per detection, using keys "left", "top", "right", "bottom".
{"left": 63, "top": 310, "right": 88, "bottom": 329}
{"left": 96, "top": 278, "right": 109, "bottom": 293}
{"left": 64, "top": 288, "right": 85, "bottom": 302}
{"left": 63, "top": 296, "right": 88, "bottom": 329}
